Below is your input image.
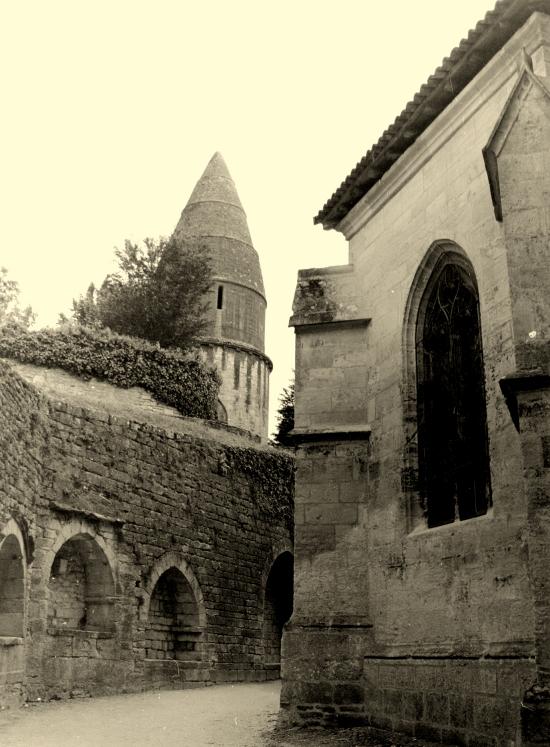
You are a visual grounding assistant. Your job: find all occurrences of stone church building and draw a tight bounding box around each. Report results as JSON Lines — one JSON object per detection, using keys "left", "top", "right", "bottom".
{"left": 283, "top": 1, "right": 550, "bottom": 744}
{"left": 0, "top": 155, "right": 293, "bottom": 707}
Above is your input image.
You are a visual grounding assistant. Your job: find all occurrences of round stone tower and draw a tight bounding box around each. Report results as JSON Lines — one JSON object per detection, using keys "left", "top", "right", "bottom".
{"left": 173, "top": 152, "right": 271, "bottom": 440}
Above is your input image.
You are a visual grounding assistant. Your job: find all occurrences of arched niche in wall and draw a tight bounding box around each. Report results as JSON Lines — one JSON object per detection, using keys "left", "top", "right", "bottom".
{"left": 402, "top": 241, "right": 492, "bottom": 530}
{"left": 142, "top": 553, "right": 206, "bottom": 666}
{"left": 216, "top": 399, "right": 228, "bottom": 423}
{"left": 262, "top": 550, "right": 293, "bottom": 671}
{"left": 47, "top": 532, "right": 116, "bottom": 634}
{"left": 0, "top": 519, "right": 26, "bottom": 638}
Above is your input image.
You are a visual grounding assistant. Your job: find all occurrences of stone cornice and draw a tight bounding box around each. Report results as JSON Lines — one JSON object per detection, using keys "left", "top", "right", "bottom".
{"left": 289, "top": 263, "right": 363, "bottom": 329}
{"left": 49, "top": 501, "right": 125, "bottom": 528}
{"left": 500, "top": 370, "right": 550, "bottom": 429}
{"left": 290, "top": 316, "right": 370, "bottom": 332}
{"left": 289, "top": 615, "right": 373, "bottom": 630}
{"left": 210, "top": 275, "right": 266, "bottom": 303}
{"left": 289, "top": 424, "right": 371, "bottom": 442}
{"left": 297, "top": 264, "right": 355, "bottom": 277}
{"left": 196, "top": 336, "right": 273, "bottom": 371}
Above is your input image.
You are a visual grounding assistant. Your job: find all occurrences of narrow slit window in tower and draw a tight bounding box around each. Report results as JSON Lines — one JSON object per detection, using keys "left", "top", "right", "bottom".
{"left": 217, "top": 285, "right": 224, "bottom": 310}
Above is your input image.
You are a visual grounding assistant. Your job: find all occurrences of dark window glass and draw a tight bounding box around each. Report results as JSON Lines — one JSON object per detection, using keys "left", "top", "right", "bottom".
{"left": 416, "top": 263, "right": 492, "bottom": 527}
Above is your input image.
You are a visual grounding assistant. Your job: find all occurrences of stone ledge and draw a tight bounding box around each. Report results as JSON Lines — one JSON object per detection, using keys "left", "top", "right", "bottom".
{"left": 290, "top": 616, "right": 373, "bottom": 630}
{"left": 407, "top": 508, "right": 494, "bottom": 538}
{"left": 500, "top": 371, "right": 550, "bottom": 429}
{"left": 290, "top": 424, "right": 371, "bottom": 443}
{"left": 363, "top": 653, "right": 535, "bottom": 661}
{"left": 144, "top": 658, "right": 208, "bottom": 668}
{"left": 196, "top": 336, "right": 273, "bottom": 371}
{"left": 500, "top": 371, "right": 550, "bottom": 396}
{"left": 46, "top": 627, "right": 115, "bottom": 639}
{"left": 169, "top": 626, "right": 203, "bottom": 635}
{"left": 49, "top": 500, "right": 124, "bottom": 528}
{"left": 290, "top": 315, "right": 371, "bottom": 331}
{"left": 0, "top": 637, "right": 23, "bottom": 647}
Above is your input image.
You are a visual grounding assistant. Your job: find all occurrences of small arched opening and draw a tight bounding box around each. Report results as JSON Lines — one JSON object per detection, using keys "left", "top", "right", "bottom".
{"left": 0, "top": 534, "right": 25, "bottom": 638}
{"left": 217, "top": 399, "right": 228, "bottom": 423}
{"left": 47, "top": 533, "right": 115, "bottom": 633}
{"left": 263, "top": 551, "right": 293, "bottom": 671}
{"left": 145, "top": 567, "right": 202, "bottom": 662}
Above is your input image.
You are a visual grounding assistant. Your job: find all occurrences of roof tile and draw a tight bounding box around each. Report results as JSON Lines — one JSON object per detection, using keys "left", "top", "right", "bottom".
{"left": 315, "top": 0, "right": 550, "bottom": 229}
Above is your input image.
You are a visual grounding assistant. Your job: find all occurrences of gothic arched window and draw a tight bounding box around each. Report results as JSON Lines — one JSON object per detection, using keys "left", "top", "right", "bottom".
{"left": 416, "top": 259, "right": 492, "bottom": 527}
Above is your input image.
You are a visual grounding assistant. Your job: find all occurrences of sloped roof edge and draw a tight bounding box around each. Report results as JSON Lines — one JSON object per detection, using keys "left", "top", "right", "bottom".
{"left": 315, "top": 0, "right": 550, "bottom": 230}
{"left": 483, "top": 51, "right": 550, "bottom": 220}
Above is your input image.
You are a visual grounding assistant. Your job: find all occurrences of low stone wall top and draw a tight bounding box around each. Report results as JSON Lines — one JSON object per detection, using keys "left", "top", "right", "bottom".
{"left": 9, "top": 361, "right": 261, "bottom": 448}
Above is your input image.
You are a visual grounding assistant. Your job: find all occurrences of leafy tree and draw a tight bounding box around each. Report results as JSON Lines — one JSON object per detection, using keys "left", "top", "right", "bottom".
{"left": 273, "top": 379, "right": 295, "bottom": 448}
{"left": 60, "top": 283, "right": 102, "bottom": 328}
{"left": 0, "top": 267, "right": 35, "bottom": 329}
{"left": 65, "top": 237, "right": 212, "bottom": 349}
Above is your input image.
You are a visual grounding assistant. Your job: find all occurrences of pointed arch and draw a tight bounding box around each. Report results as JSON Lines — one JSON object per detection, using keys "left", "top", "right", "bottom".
{"left": 262, "top": 550, "right": 294, "bottom": 670}
{"left": 141, "top": 553, "right": 206, "bottom": 668}
{"left": 403, "top": 241, "right": 492, "bottom": 529}
{"left": 216, "top": 399, "right": 228, "bottom": 423}
{"left": 141, "top": 552, "right": 206, "bottom": 629}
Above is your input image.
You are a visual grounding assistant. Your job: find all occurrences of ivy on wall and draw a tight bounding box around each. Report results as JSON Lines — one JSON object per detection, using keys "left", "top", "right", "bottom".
{"left": 0, "top": 325, "right": 220, "bottom": 420}
{"left": 225, "top": 445, "right": 295, "bottom": 533}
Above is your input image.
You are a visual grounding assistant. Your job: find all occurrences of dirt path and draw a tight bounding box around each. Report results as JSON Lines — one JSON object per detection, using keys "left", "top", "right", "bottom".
{"left": 0, "top": 681, "right": 281, "bottom": 747}
{"left": 0, "top": 682, "right": 444, "bottom": 747}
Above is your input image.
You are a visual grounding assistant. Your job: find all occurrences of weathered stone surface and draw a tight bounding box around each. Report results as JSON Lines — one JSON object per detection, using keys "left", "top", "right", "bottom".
{"left": 198, "top": 341, "right": 270, "bottom": 440}
{"left": 284, "top": 8, "right": 550, "bottom": 747}
{"left": 173, "top": 153, "right": 271, "bottom": 440}
{"left": 0, "top": 360, "right": 293, "bottom": 705}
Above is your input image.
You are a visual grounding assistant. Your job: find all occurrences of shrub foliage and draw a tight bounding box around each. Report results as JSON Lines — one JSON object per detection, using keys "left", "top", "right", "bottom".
{"left": 272, "top": 379, "right": 295, "bottom": 447}
{"left": 0, "top": 267, "right": 35, "bottom": 329}
{"left": 226, "top": 446, "right": 295, "bottom": 533}
{"left": 65, "top": 236, "right": 212, "bottom": 349}
{"left": 0, "top": 325, "right": 220, "bottom": 420}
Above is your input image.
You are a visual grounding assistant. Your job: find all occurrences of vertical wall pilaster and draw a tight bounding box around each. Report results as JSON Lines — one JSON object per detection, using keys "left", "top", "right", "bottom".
{"left": 502, "top": 365, "right": 550, "bottom": 744}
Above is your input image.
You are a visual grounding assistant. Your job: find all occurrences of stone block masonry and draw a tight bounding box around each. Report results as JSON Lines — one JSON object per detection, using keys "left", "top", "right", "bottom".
{"left": 284, "top": 6, "right": 550, "bottom": 747}
{"left": 173, "top": 152, "right": 272, "bottom": 442}
{"left": 200, "top": 339, "right": 271, "bottom": 440}
{"left": 0, "top": 360, "right": 293, "bottom": 705}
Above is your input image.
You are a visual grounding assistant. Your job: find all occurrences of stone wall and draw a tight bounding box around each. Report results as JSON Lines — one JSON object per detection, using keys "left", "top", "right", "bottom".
{"left": 504, "top": 341, "right": 550, "bottom": 743}
{"left": 199, "top": 340, "right": 271, "bottom": 441}
{"left": 283, "top": 12, "right": 550, "bottom": 747}
{"left": 205, "top": 280, "right": 266, "bottom": 354}
{"left": 0, "top": 368, "right": 45, "bottom": 707}
{"left": 0, "top": 360, "right": 293, "bottom": 706}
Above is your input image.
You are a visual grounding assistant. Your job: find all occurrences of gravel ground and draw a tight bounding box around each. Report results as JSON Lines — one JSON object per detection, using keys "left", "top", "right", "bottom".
{"left": 0, "top": 682, "right": 280, "bottom": 747}
{"left": 267, "top": 723, "right": 439, "bottom": 747}
{"left": 0, "top": 682, "right": 441, "bottom": 747}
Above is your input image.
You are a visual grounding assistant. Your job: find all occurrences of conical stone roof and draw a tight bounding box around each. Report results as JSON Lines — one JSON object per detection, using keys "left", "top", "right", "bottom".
{"left": 173, "top": 153, "right": 265, "bottom": 298}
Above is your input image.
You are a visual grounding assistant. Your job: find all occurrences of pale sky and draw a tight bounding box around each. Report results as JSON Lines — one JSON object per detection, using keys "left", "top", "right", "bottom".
{"left": 1, "top": 0, "right": 492, "bottom": 437}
